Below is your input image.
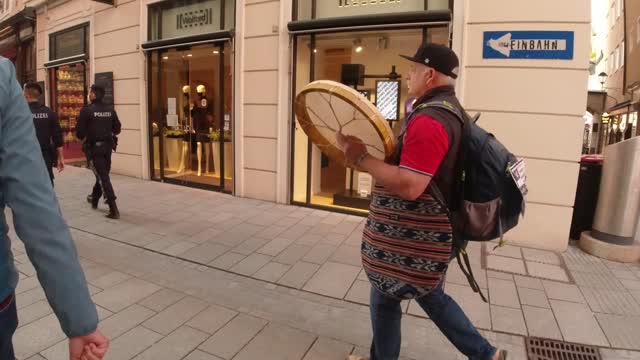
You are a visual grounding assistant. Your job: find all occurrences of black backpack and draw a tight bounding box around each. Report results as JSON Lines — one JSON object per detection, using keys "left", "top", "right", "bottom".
{"left": 410, "top": 100, "right": 527, "bottom": 301}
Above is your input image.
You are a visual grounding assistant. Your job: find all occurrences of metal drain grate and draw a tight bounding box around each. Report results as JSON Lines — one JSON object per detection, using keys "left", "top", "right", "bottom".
{"left": 526, "top": 337, "right": 601, "bottom": 360}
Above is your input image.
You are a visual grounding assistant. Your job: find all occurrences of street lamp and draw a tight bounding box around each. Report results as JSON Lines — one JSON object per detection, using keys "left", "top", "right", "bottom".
{"left": 599, "top": 72, "right": 608, "bottom": 87}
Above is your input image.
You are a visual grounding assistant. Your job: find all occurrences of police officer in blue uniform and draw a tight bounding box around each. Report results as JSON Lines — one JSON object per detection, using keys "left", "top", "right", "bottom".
{"left": 24, "top": 82, "right": 64, "bottom": 185}
{"left": 76, "top": 84, "right": 122, "bottom": 219}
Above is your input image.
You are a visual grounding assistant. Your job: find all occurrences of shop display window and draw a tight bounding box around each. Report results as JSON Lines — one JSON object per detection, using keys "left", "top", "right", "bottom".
{"left": 49, "top": 63, "right": 87, "bottom": 162}
{"left": 291, "top": 27, "right": 449, "bottom": 212}
{"left": 294, "top": 0, "right": 451, "bottom": 21}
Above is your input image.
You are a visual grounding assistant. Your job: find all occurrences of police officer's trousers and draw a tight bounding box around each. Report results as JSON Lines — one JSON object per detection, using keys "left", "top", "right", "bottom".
{"left": 88, "top": 143, "right": 116, "bottom": 202}
{"left": 41, "top": 149, "right": 54, "bottom": 186}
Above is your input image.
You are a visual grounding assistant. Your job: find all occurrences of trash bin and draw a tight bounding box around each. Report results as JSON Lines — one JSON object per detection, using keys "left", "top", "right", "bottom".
{"left": 569, "top": 154, "right": 604, "bottom": 240}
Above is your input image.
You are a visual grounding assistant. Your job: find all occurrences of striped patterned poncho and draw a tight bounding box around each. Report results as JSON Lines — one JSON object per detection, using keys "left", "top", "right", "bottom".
{"left": 362, "top": 184, "right": 453, "bottom": 300}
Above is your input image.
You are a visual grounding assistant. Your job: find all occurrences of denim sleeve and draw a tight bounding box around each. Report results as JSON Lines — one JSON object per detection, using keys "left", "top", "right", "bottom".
{"left": 0, "top": 59, "right": 98, "bottom": 337}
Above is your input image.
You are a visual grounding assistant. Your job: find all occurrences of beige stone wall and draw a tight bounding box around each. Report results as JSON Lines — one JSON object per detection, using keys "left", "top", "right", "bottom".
{"left": 459, "top": 0, "right": 590, "bottom": 252}
{"left": 237, "top": 0, "right": 290, "bottom": 202}
{"left": 34, "top": 0, "right": 145, "bottom": 179}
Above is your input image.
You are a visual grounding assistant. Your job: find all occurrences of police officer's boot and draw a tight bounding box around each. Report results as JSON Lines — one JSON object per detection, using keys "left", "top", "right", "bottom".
{"left": 87, "top": 195, "right": 99, "bottom": 209}
{"left": 106, "top": 200, "right": 120, "bottom": 220}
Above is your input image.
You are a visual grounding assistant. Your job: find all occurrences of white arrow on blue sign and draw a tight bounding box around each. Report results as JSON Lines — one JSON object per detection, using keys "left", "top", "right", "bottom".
{"left": 483, "top": 31, "right": 574, "bottom": 60}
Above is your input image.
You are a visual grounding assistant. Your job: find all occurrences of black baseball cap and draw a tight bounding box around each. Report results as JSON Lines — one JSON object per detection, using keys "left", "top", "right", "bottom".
{"left": 400, "top": 43, "right": 460, "bottom": 79}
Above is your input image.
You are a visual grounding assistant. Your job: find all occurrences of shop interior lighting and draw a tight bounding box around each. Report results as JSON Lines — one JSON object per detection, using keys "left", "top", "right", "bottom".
{"left": 354, "top": 39, "right": 363, "bottom": 53}
{"left": 187, "top": 54, "right": 193, "bottom": 57}
{"left": 213, "top": 50, "right": 220, "bottom": 54}
{"left": 162, "top": 56, "right": 169, "bottom": 60}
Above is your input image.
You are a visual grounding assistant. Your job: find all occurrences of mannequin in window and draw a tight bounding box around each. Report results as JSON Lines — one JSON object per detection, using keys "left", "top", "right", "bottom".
{"left": 191, "top": 84, "right": 214, "bottom": 176}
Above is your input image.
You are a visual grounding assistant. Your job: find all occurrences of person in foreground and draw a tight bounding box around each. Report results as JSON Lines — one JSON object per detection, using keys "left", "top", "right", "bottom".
{"left": 337, "top": 43, "right": 507, "bottom": 360}
{"left": 0, "top": 58, "right": 108, "bottom": 359}
{"left": 24, "top": 82, "right": 65, "bottom": 185}
{"left": 76, "top": 84, "right": 122, "bottom": 219}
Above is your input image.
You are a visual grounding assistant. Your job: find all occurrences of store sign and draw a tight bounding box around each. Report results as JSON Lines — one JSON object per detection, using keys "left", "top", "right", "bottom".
{"left": 162, "top": 0, "right": 221, "bottom": 39}
{"left": 316, "top": 0, "right": 423, "bottom": 19}
{"left": 483, "top": 31, "right": 575, "bottom": 60}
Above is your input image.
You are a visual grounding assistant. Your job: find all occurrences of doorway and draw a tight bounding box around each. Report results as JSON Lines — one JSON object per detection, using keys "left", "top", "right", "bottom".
{"left": 148, "top": 42, "right": 233, "bottom": 192}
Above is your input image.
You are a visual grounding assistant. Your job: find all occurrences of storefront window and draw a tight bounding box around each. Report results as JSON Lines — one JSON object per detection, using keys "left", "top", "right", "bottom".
{"left": 295, "top": 0, "right": 451, "bottom": 21}
{"left": 291, "top": 27, "right": 448, "bottom": 212}
{"left": 148, "top": 0, "right": 235, "bottom": 41}
{"left": 49, "top": 25, "right": 88, "bottom": 60}
{"left": 148, "top": 43, "right": 234, "bottom": 192}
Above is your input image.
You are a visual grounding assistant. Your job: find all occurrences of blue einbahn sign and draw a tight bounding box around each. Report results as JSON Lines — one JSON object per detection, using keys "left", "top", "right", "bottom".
{"left": 483, "top": 31, "right": 575, "bottom": 60}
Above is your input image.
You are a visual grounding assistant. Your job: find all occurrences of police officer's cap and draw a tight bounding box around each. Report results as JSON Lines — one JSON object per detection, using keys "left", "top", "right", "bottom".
{"left": 90, "top": 84, "right": 105, "bottom": 99}
{"left": 24, "top": 82, "right": 43, "bottom": 95}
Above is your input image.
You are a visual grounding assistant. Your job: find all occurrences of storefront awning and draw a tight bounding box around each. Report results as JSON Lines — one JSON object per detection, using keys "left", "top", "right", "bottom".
{"left": 607, "top": 100, "right": 632, "bottom": 115}
{"left": 287, "top": 10, "right": 451, "bottom": 34}
{"left": 141, "top": 30, "right": 234, "bottom": 52}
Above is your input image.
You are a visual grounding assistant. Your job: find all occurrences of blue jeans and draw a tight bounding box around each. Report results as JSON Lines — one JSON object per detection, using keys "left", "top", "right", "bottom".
{"left": 369, "top": 284, "right": 496, "bottom": 360}
{"left": 0, "top": 294, "right": 17, "bottom": 360}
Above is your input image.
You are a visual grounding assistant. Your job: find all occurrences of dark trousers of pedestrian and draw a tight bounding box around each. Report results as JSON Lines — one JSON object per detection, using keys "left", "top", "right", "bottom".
{"left": 89, "top": 143, "right": 116, "bottom": 202}
{"left": 0, "top": 294, "right": 18, "bottom": 360}
{"left": 369, "top": 283, "right": 496, "bottom": 360}
{"left": 41, "top": 149, "right": 54, "bottom": 186}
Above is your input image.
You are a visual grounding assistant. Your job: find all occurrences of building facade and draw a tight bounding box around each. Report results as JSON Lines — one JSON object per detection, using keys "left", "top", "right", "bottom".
{"left": 23, "top": 0, "right": 589, "bottom": 252}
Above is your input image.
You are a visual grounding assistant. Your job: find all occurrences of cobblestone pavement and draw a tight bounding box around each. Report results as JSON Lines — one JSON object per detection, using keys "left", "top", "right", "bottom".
{"left": 8, "top": 167, "right": 640, "bottom": 359}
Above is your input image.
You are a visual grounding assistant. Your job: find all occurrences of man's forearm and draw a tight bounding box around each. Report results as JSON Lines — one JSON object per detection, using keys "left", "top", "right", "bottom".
{"left": 359, "top": 156, "right": 409, "bottom": 197}
{"left": 56, "top": 147, "right": 64, "bottom": 160}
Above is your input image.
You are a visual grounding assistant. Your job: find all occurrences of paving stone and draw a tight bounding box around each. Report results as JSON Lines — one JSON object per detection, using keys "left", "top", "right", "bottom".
{"left": 572, "top": 271, "right": 627, "bottom": 291}
{"left": 542, "top": 280, "right": 586, "bottom": 303}
{"left": 514, "top": 275, "right": 544, "bottom": 290}
{"left": 17, "top": 261, "right": 37, "bottom": 277}
{"left": 17, "top": 286, "right": 46, "bottom": 309}
{"left": 490, "top": 305, "right": 527, "bottom": 335}
{"left": 198, "top": 314, "right": 268, "bottom": 359}
{"left": 344, "top": 280, "right": 371, "bottom": 306}
{"left": 253, "top": 262, "right": 291, "bottom": 283}
{"left": 448, "top": 283, "right": 491, "bottom": 330}
{"left": 96, "top": 305, "right": 113, "bottom": 321}
{"left": 13, "top": 314, "right": 65, "bottom": 359}
{"left": 163, "top": 241, "right": 199, "bottom": 256}
{"left": 280, "top": 224, "right": 312, "bottom": 239}
{"left": 90, "top": 271, "right": 132, "bottom": 289}
{"left": 16, "top": 276, "right": 39, "bottom": 295}
{"left": 486, "top": 255, "right": 527, "bottom": 275}
{"left": 295, "top": 233, "right": 324, "bottom": 246}
{"left": 133, "top": 326, "right": 209, "bottom": 360}
{"left": 517, "top": 287, "right": 550, "bottom": 309}
{"left": 278, "top": 261, "right": 321, "bottom": 289}
{"left": 320, "top": 232, "right": 348, "bottom": 246}
{"left": 611, "top": 270, "right": 640, "bottom": 281}
{"left": 25, "top": 355, "right": 47, "bottom": 360}
{"left": 600, "top": 348, "right": 640, "bottom": 360}
{"left": 93, "top": 278, "right": 162, "bottom": 312}
{"left": 186, "top": 304, "right": 238, "bottom": 334}
{"left": 230, "top": 253, "right": 273, "bottom": 276}
{"left": 103, "top": 326, "right": 163, "bottom": 360}
{"left": 17, "top": 300, "right": 52, "bottom": 328}
{"left": 143, "top": 296, "right": 209, "bottom": 335}
{"left": 273, "top": 244, "right": 312, "bottom": 265}
{"left": 596, "top": 314, "right": 640, "bottom": 350}
{"left": 257, "top": 237, "right": 296, "bottom": 256}
{"left": 255, "top": 225, "right": 289, "bottom": 240}
{"left": 581, "top": 288, "right": 640, "bottom": 316}
{"left": 329, "top": 244, "right": 362, "bottom": 267}
{"left": 303, "top": 337, "right": 354, "bottom": 360}
{"left": 487, "top": 270, "right": 514, "bottom": 280}
{"left": 99, "top": 304, "right": 157, "bottom": 339}
{"left": 621, "top": 279, "right": 640, "bottom": 291}
{"left": 179, "top": 243, "right": 231, "bottom": 264}
{"left": 303, "top": 262, "right": 360, "bottom": 299}
{"left": 358, "top": 269, "right": 368, "bottom": 281}
{"left": 303, "top": 244, "right": 338, "bottom": 264}
{"left": 233, "top": 323, "right": 316, "bottom": 360}
{"left": 37, "top": 339, "right": 68, "bottom": 360}
{"left": 526, "top": 262, "right": 570, "bottom": 282}
{"left": 209, "top": 252, "right": 246, "bottom": 269}
{"left": 488, "top": 278, "right": 520, "bottom": 309}
{"left": 232, "top": 237, "right": 272, "bottom": 256}
{"left": 550, "top": 300, "right": 609, "bottom": 347}
{"left": 138, "top": 288, "right": 186, "bottom": 312}
{"left": 487, "top": 245, "right": 522, "bottom": 259}
{"left": 522, "top": 248, "right": 561, "bottom": 265}
{"left": 183, "top": 350, "right": 225, "bottom": 360}
{"left": 522, "top": 305, "right": 562, "bottom": 340}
